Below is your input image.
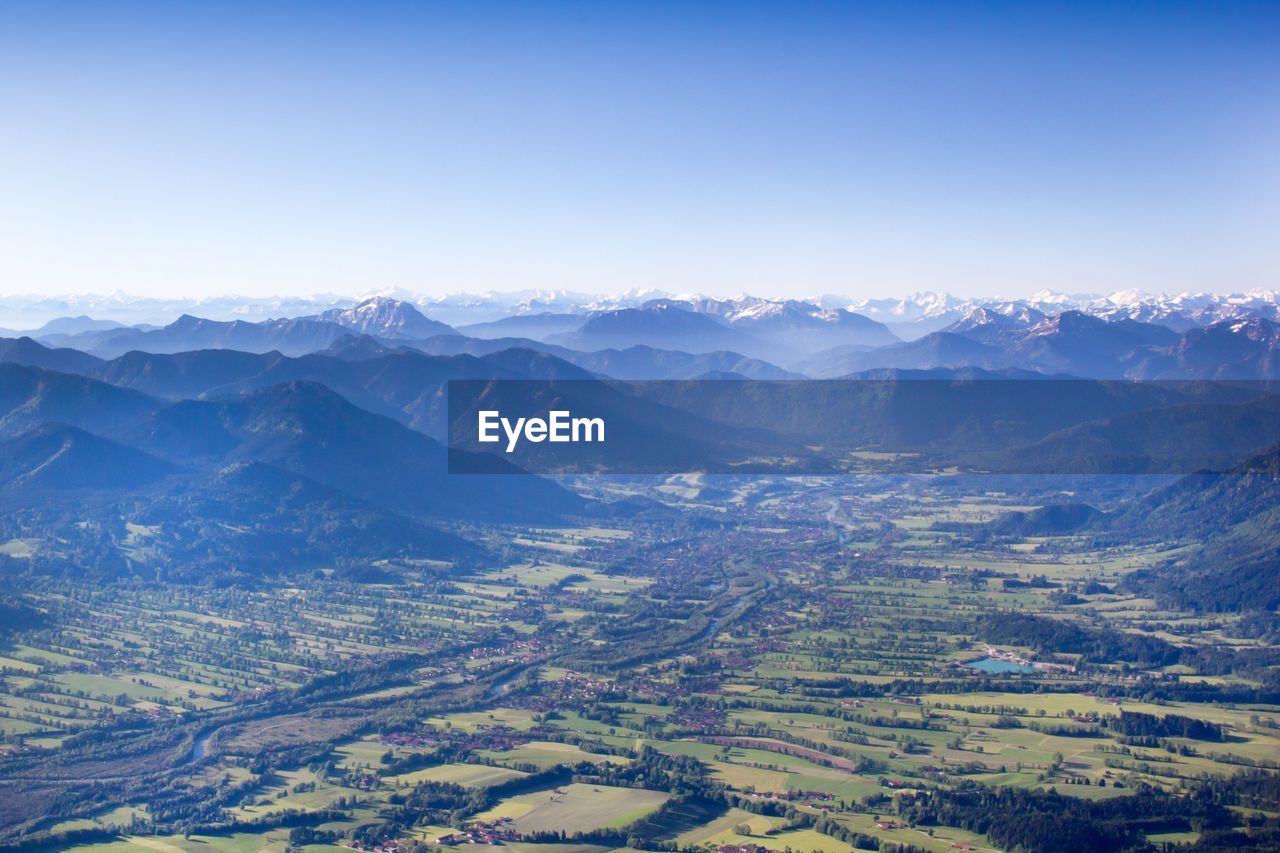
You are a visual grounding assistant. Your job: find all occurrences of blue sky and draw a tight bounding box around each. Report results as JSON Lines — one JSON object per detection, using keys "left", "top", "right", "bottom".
{"left": 1, "top": 1, "right": 1276, "bottom": 299}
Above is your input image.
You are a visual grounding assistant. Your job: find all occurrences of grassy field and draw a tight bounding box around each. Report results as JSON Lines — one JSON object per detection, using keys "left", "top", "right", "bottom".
{"left": 480, "top": 740, "right": 631, "bottom": 769}
{"left": 393, "top": 762, "right": 527, "bottom": 788}
{"left": 63, "top": 829, "right": 331, "bottom": 852}
{"left": 472, "top": 783, "right": 669, "bottom": 833}
{"left": 9, "top": 488, "right": 1280, "bottom": 853}
{"left": 676, "top": 810, "right": 860, "bottom": 853}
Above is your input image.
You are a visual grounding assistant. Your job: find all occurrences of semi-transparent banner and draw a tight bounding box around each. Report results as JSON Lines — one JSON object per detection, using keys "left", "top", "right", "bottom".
{"left": 446, "top": 379, "right": 1280, "bottom": 475}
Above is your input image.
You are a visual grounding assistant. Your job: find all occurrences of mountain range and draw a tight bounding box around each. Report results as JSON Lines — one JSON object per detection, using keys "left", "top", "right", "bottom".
{"left": 1117, "top": 444, "right": 1280, "bottom": 612}
{"left": 9, "top": 292, "right": 1280, "bottom": 380}
{"left": 4, "top": 289, "right": 1280, "bottom": 591}
{"left": 0, "top": 361, "right": 583, "bottom": 579}
{"left": 799, "top": 310, "right": 1280, "bottom": 379}
{"left": 7, "top": 287, "right": 1280, "bottom": 338}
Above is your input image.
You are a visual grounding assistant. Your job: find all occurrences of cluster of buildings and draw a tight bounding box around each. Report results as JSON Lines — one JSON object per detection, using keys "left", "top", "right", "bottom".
{"left": 465, "top": 637, "right": 545, "bottom": 665}
{"left": 669, "top": 704, "right": 726, "bottom": 731}
{"left": 741, "top": 788, "right": 835, "bottom": 802}
{"left": 436, "top": 817, "right": 519, "bottom": 845}
{"left": 454, "top": 725, "right": 529, "bottom": 753}
{"left": 513, "top": 670, "right": 616, "bottom": 711}
{"left": 225, "top": 684, "right": 277, "bottom": 704}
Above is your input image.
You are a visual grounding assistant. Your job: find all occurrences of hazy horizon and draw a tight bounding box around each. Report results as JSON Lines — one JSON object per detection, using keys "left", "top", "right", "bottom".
{"left": 1, "top": 282, "right": 1276, "bottom": 307}
{"left": 3, "top": 282, "right": 1279, "bottom": 333}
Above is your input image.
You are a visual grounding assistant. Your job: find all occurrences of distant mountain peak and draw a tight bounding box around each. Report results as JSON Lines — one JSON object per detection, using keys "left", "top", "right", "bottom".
{"left": 31, "top": 315, "right": 125, "bottom": 336}
{"left": 951, "top": 305, "right": 1043, "bottom": 330}
{"left": 1025, "top": 309, "right": 1117, "bottom": 339}
{"left": 317, "top": 296, "right": 454, "bottom": 339}
{"left": 244, "top": 378, "right": 351, "bottom": 410}
{"left": 1027, "top": 289, "right": 1081, "bottom": 305}
{"left": 318, "top": 332, "right": 399, "bottom": 360}
{"left": 942, "top": 305, "right": 1046, "bottom": 348}
{"left": 1225, "top": 316, "right": 1279, "bottom": 341}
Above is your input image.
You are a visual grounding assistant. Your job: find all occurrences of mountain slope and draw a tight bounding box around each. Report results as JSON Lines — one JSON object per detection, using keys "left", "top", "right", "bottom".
{"left": 137, "top": 461, "right": 479, "bottom": 577}
{"left": 0, "top": 454, "right": 478, "bottom": 579}
{"left": 456, "top": 313, "right": 585, "bottom": 341}
{"left": 72, "top": 314, "right": 356, "bottom": 358}
{"left": 942, "top": 305, "right": 1046, "bottom": 346}
{"left": 0, "top": 423, "right": 176, "bottom": 493}
{"left": 397, "top": 334, "right": 581, "bottom": 362}
{"left": 563, "top": 345, "right": 800, "bottom": 380}
{"left": 30, "top": 315, "right": 127, "bottom": 336}
{"left": 634, "top": 376, "right": 1245, "bottom": 459}
{"left": 796, "top": 333, "right": 1006, "bottom": 377}
{"left": 1128, "top": 317, "right": 1280, "bottom": 380}
{"left": 0, "top": 363, "right": 160, "bottom": 439}
{"left": 548, "top": 304, "right": 749, "bottom": 354}
{"left": 973, "top": 398, "right": 1280, "bottom": 474}
{"left": 116, "top": 381, "right": 587, "bottom": 523}
{"left": 93, "top": 349, "right": 287, "bottom": 398}
{"left": 989, "top": 503, "right": 1105, "bottom": 536}
{"left": 87, "top": 346, "right": 595, "bottom": 437}
{"left": 683, "top": 297, "right": 899, "bottom": 355}
{"left": 1119, "top": 444, "right": 1280, "bottom": 611}
{"left": 934, "top": 309, "right": 1276, "bottom": 379}
{"left": 0, "top": 336, "right": 105, "bottom": 374}
{"left": 1008, "top": 311, "right": 1178, "bottom": 377}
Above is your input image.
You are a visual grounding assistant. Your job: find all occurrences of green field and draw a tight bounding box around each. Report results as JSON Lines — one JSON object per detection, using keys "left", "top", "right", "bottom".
{"left": 5, "top": 492, "right": 1278, "bottom": 853}
{"left": 472, "top": 783, "right": 669, "bottom": 833}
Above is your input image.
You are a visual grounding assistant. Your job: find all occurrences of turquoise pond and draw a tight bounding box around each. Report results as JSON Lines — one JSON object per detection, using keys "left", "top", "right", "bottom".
{"left": 967, "top": 657, "right": 1038, "bottom": 674}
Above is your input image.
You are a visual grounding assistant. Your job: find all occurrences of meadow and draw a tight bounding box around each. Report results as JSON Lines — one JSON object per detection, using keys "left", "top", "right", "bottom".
{"left": 5, "top": 492, "right": 1278, "bottom": 852}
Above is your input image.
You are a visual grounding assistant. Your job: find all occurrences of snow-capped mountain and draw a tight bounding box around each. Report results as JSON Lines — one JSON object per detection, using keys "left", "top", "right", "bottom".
{"left": 664, "top": 295, "right": 899, "bottom": 349}
{"left": 4, "top": 288, "right": 1278, "bottom": 361}
{"left": 416, "top": 289, "right": 600, "bottom": 324}
{"left": 1082, "top": 289, "right": 1280, "bottom": 329}
{"left": 4, "top": 286, "right": 1280, "bottom": 380}
{"left": 539, "top": 296, "right": 899, "bottom": 361}
{"left": 847, "top": 292, "right": 968, "bottom": 322}
{"left": 943, "top": 306, "right": 1047, "bottom": 346}
{"left": 314, "top": 296, "right": 455, "bottom": 339}
{"left": 841, "top": 289, "right": 1280, "bottom": 339}
{"left": 413, "top": 288, "right": 672, "bottom": 324}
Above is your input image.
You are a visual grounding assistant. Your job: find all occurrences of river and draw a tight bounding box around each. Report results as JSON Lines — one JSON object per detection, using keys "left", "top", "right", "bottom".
{"left": 189, "top": 731, "right": 214, "bottom": 762}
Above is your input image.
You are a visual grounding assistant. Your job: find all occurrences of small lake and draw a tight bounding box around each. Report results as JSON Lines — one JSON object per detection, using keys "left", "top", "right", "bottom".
{"left": 967, "top": 657, "right": 1037, "bottom": 674}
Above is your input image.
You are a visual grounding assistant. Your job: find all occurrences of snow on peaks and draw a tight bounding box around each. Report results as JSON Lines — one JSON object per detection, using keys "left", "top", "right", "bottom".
{"left": 317, "top": 296, "right": 453, "bottom": 338}
{"left": 847, "top": 292, "right": 962, "bottom": 320}
{"left": 1102, "top": 289, "right": 1150, "bottom": 307}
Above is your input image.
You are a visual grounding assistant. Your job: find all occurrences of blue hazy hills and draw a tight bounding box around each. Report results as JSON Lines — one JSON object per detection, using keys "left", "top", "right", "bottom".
{"left": 1, "top": 295, "right": 1279, "bottom": 603}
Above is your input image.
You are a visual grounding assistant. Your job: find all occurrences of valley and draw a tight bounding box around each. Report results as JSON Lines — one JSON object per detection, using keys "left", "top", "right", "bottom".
{"left": 2, "top": 476, "right": 1278, "bottom": 852}
{"left": 2, "top": 295, "right": 1280, "bottom": 852}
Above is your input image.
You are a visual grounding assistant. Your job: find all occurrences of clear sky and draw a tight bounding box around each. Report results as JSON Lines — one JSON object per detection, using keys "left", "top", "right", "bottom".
{"left": 0, "top": 1, "right": 1276, "bottom": 300}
